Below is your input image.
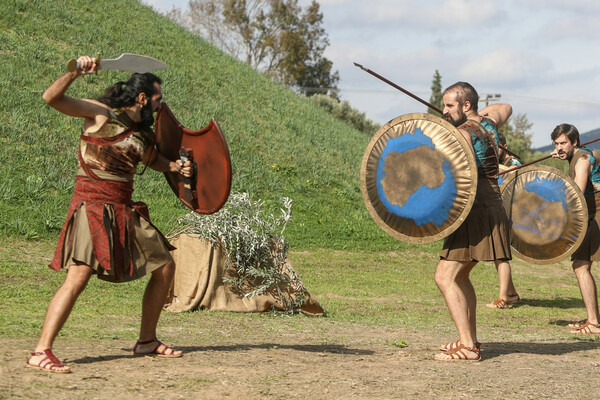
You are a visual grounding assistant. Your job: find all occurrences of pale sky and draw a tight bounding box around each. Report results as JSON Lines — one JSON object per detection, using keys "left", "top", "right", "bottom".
{"left": 145, "top": 0, "right": 600, "bottom": 148}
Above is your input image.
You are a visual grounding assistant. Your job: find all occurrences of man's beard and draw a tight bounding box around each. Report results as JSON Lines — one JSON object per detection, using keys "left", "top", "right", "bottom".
{"left": 445, "top": 111, "right": 467, "bottom": 127}
{"left": 558, "top": 150, "right": 570, "bottom": 160}
{"left": 139, "top": 101, "right": 155, "bottom": 128}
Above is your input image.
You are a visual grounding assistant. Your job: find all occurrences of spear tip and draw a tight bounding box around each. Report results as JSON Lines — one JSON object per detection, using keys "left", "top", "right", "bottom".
{"left": 353, "top": 62, "right": 366, "bottom": 70}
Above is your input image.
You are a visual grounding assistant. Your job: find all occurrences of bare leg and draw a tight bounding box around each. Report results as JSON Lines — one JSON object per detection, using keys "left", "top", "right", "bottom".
{"left": 572, "top": 260, "right": 600, "bottom": 326}
{"left": 28, "top": 264, "right": 94, "bottom": 371}
{"left": 492, "top": 260, "right": 519, "bottom": 302}
{"left": 133, "top": 261, "right": 182, "bottom": 356}
{"left": 434, "top": 259, "right": 480, "bottom": 360}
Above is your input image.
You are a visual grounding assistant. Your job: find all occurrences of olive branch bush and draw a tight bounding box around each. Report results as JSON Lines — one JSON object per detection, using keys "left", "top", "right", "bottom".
{"left": 168, "top": 192, "right": 307, "bottom": 312}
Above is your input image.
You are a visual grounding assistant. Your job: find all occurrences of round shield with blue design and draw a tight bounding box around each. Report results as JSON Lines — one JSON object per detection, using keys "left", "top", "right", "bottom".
{"left": 360, "top": 113, "right": 477, "bottom": 243}
{"left": 500, "top": 165, "right": 588, "bottom": 264}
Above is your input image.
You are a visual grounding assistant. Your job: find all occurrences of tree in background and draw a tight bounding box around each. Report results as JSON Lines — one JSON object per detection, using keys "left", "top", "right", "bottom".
{"left": 428, "top": 70, "right": 443, "bottom": 114}
{"left": 168, "top": 0, "right": 339, "bottom": 97}
{"left": 500, "top": 113, "right": 535, "bottom": 162}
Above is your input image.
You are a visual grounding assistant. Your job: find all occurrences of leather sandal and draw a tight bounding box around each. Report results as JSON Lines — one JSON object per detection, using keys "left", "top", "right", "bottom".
{"left": 26, "top": 349, "right": 71, "bottom": 373}
{"left": 132, "top": 337, "right": 183, "bottom": 358}
{"left": 570, "top": 321, "right": 600, "bottom": 334}
{"left": 439, "top": 340, "right": 481, "bottom": 352}
{"left": 486, "top": 298, "right": 512, "bottom": 309}
{"left": 435, "top": 343, "right": 481, "bottom": 362}
{"left": 568, "top": 319, "right": 587, "bottom": 328}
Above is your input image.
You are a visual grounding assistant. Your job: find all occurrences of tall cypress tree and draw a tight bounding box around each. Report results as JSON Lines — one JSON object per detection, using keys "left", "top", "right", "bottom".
{"left": 428, "top": 70, "right": 443, "bottom": 115}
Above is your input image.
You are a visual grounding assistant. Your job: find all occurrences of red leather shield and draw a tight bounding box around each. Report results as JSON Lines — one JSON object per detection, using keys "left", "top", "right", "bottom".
{"left": 155, "top": 102, "right": 232, "bottom": 214}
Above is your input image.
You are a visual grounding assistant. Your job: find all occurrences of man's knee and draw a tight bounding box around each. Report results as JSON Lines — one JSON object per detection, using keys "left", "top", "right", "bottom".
{"left": 153, "top": 260, "right": 175, "bottom": 283}
{"left": 435, "top": 260, "right": 453, "bottom": 289}
{"left": 63, "top": 264, "right": 93, "bottom": 293}
{"left": 573, "top": 260, "right": 592, "bottom": 273}
{"left": 435, "top": 259, "right": 472, "bottom": 289}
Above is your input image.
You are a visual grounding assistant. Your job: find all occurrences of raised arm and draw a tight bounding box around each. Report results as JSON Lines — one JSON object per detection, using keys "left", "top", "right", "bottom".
{"left": 479, "top": 103, "right": 513, "bottom": 129}
{"left": 42, "top": 56, "right": 110, "bottom": 127}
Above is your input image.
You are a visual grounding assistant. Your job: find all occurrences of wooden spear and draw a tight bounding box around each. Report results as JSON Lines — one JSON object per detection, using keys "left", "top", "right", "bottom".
{"left": 354, "top": 62, "right": 522, "bottom": 160}
{"left": 499, "top": 136, "right": 600, "bottom": 175}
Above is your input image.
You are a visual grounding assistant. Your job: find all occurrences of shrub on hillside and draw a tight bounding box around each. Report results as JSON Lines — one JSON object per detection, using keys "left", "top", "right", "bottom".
{"left": 306, "top": 94, "right": 380, "bottom": 136}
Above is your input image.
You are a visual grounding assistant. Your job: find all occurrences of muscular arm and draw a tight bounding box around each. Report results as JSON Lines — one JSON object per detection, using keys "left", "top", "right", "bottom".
{"left": 479, "top": 103, "right": 513, "bottom": 128}
{"left": 42, "top": 56, "right": 109, "bottom": 128}
{"left": 573, "top": 157, "right": 592, "bottom": 193}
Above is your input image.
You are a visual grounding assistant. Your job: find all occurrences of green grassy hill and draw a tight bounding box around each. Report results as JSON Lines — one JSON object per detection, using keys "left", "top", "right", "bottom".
{"left": 0, "top": 0, "right": 415, "bottom": 251}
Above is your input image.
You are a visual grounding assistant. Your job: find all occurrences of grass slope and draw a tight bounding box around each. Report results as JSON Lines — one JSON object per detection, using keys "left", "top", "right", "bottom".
{"left": 0, "top": 0, "right": 406, "bottom": 251}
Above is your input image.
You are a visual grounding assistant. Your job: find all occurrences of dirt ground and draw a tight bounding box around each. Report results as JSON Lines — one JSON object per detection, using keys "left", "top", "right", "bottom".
{"left": 4, "top": 320, "right": 600, "bottom": 400}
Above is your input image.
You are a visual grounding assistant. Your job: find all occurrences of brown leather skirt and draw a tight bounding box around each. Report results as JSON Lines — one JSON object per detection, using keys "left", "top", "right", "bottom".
{"left": 440, "top": 178, "right": 511, "bottom": 262}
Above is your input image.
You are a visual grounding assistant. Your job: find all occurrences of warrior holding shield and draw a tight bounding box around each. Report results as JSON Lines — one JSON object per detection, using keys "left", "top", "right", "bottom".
{"left": 551, "top": 123, "right": 600, "bottom": 334}
{"left": 434, "top": 82, "right": 512, "bottom": 361}
{"left": 27, "top": 56, "right": 192, "bottom": 373}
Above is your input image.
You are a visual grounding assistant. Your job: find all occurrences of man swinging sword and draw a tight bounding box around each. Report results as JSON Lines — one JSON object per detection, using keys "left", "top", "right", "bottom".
{"left": 27, "top": 55, "right": 193, "bottom": 373}
{"left": 552, "top": 123, "right": 600, "bottom": 334}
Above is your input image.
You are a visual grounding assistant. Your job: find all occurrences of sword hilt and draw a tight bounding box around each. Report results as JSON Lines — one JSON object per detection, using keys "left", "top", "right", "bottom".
{"left": 66, "top": 52, "right": 101, "bottom": 74}
{"left": 179, "top": 148, "right": 197, "bottom": 205}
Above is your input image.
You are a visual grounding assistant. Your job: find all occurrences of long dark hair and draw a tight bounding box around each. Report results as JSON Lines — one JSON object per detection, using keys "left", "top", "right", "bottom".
{"left": 98, "top": 72, "right": 162, "bottom": 109}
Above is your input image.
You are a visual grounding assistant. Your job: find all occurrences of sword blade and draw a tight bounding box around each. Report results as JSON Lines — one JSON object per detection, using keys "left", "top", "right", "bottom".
{"left": 67, "top": 53, "right": 169, "bottom": 73}
{"left": 100, "top": 53, "right": 169, "bottom": 73}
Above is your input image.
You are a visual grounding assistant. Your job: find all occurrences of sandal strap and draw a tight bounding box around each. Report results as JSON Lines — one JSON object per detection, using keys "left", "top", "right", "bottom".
{"left": 441, "top": 340, "right": 481, "bottom": 351}
{"left": 133, "top": 337, "right": 179, "bottom": 356}
{"left": 136, "top": 337, "right": 158, "bottom": 346}
{"left": 30, "top": 349, "right": 66, "bottom": 369}
{"left": 446, "top": 344, "right": 481, "bottom": 360}
{"left": 575, "top": 321, "right": 600, "bottom": 332}
{"left": 154, "top": 341, "right": 177, "bottom": 356}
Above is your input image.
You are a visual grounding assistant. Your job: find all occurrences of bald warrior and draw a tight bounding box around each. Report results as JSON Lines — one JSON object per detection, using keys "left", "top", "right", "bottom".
{"left": 434, "top": 82, "right": 512, "bottom": 361}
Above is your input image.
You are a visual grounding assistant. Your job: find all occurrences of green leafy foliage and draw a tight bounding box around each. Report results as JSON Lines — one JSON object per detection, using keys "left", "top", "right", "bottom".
{"left": 170, "top": 193, "right": 307, "bottom": 311}
{"left": 428, "top": 69, "right": 443, "bottom": 114}
{"left": 305, "top": 93, "right": 381, "bottom": 135}
{"left": 500, "top": 113, "right": 535, "bottom": 163}
{"left": 168, "top": 0, "right": 339, "bottom": 97}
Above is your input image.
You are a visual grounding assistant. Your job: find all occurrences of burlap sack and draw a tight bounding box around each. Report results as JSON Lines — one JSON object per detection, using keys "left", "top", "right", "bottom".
{"left": 164, "top": 234, "right": 323, "bottom": 316}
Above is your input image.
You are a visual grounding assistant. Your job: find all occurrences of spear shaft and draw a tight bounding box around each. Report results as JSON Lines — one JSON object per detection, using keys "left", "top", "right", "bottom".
{"left": 354, "top": 62, "right": 521, "bottom": 160}
{"left": 499, "top": 136, "right": 600, "bottom": 175}
{"left": 354, "top": 62, "right": 443, "bottom": 114}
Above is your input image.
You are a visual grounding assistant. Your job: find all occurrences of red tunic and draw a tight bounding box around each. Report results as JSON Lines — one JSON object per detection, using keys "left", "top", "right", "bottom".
{"left": 50, "top": 109, "right": 174, "bottom": 282}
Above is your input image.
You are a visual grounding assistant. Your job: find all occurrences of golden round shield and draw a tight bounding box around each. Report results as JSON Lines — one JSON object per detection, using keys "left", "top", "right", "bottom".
{"left": 498, "top": 164, "right": 517, "bottom": 186}
{"left": 500, "top": 165, "right": 588, "bottom": 264}
{"left": 360, "top": 113, "right": 477, "bottom": 243}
